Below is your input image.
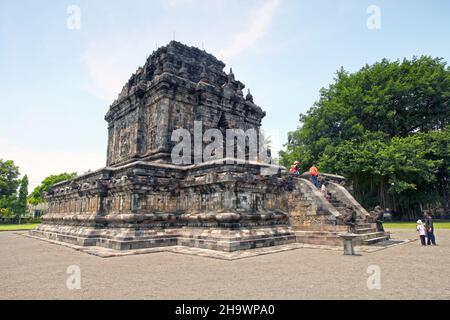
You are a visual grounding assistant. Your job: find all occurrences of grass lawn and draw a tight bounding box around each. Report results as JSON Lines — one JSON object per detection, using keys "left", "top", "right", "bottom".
{"left": 0, "top": 223, "right": 40, "bottom": 231}
{"left": 384, "top": 222, "right": 450, "bottom": 229}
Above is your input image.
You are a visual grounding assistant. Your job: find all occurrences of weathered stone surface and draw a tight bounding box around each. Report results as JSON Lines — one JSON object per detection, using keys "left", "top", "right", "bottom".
{"left": 32, "top": 42, "right": 294, "bottom": 252}
{"left": 104, "top": 41, "right": 265, "bottom": 166}
{"left": 31, "top": 41, "right": 389, "bottom": 253}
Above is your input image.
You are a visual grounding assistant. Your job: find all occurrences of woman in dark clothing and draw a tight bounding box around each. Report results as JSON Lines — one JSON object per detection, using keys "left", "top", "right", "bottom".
{"left": 424, "top": 211, "right": 437, "bottom": 246}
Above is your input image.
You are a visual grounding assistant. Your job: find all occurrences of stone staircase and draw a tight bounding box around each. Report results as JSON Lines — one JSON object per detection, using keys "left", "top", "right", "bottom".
{"left": 328, "top": 195, "right": 390, "bottom": 244}
{"left": 294, "top": 223, "right": 390, "bottom": 247}
{"left": 353, "top": 223, "right": 390, "bottom": 245}
{"left": 329, "top": 195, "right": 365, "bottom": 224}
{"left": 291, "top": 176, "right": 390, "bottom": 247}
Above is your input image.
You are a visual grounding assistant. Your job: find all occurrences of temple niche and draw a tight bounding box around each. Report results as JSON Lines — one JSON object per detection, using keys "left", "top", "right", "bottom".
{"left": 31, "top": 41, "right": 389, "bottom": 254}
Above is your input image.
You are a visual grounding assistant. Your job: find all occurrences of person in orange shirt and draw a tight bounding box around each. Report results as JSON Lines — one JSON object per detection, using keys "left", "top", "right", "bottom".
{"left": 309, "top": 164, "right": 320, "bottom": 188}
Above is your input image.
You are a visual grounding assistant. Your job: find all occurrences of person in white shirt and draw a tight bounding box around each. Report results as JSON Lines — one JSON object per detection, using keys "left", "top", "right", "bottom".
{"left": 321, "top": 183, "right": 331, "bottom": 202}
{"left": 416, "top": 220, "right": 427, "bottom": 246}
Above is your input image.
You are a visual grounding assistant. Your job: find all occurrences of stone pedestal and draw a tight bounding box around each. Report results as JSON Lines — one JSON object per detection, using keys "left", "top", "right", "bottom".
{"left": 339, "top": 233, "right": 358, "bottom": 255}
{"left": 31, "top": 159, "right": 296, "bottom": 253}
{"left": 31, "top": 42, "right": 296, "bottom": 253}
{"left": 30, "top": 41, "right": 390, "bottom": 255}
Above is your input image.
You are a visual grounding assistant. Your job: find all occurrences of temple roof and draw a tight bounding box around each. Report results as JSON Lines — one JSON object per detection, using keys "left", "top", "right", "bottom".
{"left": 111, "top": 41, "right": 251, "bottom": 107}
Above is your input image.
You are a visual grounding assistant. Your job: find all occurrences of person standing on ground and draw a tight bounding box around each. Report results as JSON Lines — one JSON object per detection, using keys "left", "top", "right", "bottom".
{"left": 425, "top": 211, "right": 437, "bottom": 245}
{"left": 375, "top": 207, "right": 385, "bottom": 232}
{"left": 416, "top": 220, "right": 427, "bottom": 246}
{"left": 309, "top": 164, "right": 320, "bottom": 188}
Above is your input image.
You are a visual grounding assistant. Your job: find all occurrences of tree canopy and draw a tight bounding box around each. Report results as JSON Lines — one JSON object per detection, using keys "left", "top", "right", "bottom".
{"left": 1, "top": 162, "right": 77, "bottom": 217}
{"left": 0, "top": 159, "right": 22, "bottom": 217}
{"left": 280, "top": 56, "right": 450, "bottom": 218}
{"left": 0, "top": 159, "right": 20, "bottom": 197}
{"left": 28, "top": 172, "right": 77, "bottom": 205}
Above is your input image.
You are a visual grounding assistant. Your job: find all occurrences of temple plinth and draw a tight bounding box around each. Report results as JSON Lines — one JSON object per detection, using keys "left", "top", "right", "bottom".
{"left": 31, "top": 41, "right": 389, "bottom": 253}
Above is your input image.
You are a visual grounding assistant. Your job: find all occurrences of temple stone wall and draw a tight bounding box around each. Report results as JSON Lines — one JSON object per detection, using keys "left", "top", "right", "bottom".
{"left": 104, "top": 41, "right": 264, "bottom": 167}
{"left": 32, "top": 41, "right": 388, "bottom": 253}
{"left": 42, "top": 160, "right": 292, "bottom": 228}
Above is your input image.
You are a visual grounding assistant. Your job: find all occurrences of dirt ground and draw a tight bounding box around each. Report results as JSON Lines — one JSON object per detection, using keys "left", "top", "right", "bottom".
{"left": 1, "top": 228, "right": 449, "bottom": 300}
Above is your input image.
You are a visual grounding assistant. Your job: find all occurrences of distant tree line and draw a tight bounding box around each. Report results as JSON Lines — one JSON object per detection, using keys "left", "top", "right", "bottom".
{"left": 0, "top": 160, "right": 28, "bottom": 220}
{"left": 28, "top": 172, "right": 77, "bottom": 205}
{"left": 0, "top": 158, "right": 76, "bottom": 222}
{"left": 280, "top": 56, "right": 450, "bottom": 220}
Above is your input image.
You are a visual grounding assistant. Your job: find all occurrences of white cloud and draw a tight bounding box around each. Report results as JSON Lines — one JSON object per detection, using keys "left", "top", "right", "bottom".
{"left": 162, "top": 0, "right": 224, "bottom": 8}
{"left": 82, "top": 33, "right": 156, "bottom": 102}
{"left": 217, "top": 0, "right": 281, "bottom": 60}
{"left": 82, "top": 0, "right": 281, "bottom": 102}
{"left": 163, "top": 0, "right": 196, "bottom": 7}
{"left": 0, "top": 138, "right": 104, "bottom": 192}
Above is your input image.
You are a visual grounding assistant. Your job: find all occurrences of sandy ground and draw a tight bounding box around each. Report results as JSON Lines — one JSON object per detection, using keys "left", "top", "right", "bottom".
{"left": 0, "top": 228, "right": 449, "bottom": 300}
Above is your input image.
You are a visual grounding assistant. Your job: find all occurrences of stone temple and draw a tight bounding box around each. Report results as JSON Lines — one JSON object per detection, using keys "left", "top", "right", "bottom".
{"left": 31, "top": 41, "right": 389, "bottom": 253}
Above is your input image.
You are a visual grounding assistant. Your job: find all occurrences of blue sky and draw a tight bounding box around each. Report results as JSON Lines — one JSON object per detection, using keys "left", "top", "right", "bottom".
{"left": 1, "top": 0, "right": 449, "bottom": 190}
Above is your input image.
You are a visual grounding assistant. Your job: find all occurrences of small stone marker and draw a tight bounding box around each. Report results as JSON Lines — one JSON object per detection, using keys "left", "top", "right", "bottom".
{"left": 339, "top": 233, "right": 358, "bottom": 255}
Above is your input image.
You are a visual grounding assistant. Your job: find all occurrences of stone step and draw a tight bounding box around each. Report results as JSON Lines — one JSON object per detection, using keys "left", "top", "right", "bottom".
{"left": 355, "top": 228, "right": 377, "bottom": 234}
{"left": 295, "top": 233, "right": 343, "bottom": 246}
{"left": 295, "top": 231, "right": 340, "bottom": 237}
{"left": 296, "top": 235, "right": 338, "bottom": 239}
{"left": 363, "top": 236, "right": 389, "bottom": 245}
{"left": 356, "top": 223, "right": 374, "bottom": 228}
{"left": 295, "top": 230, "right": 390, "bottom": 247}
{"left": 355, "top": 223, "right": 374, "bottom": 227}
{"left": 294, "top": 225, "right": 348, "bottom": 232}
{"left": 359, "top": 231, "right": 386, "bottom": 239}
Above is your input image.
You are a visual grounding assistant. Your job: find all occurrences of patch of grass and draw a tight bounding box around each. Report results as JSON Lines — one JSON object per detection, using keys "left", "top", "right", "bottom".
{"left": 384, "top": 222, "right": 450, "bottom": 229}
{"left": 0, "top": 223, "right": 40, "bottom": 231}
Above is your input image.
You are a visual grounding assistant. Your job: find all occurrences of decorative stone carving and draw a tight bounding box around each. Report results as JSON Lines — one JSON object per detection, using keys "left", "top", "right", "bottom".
{"left": 31, "top": 41, "right": 389, "bottom": 253}
{"left": 31, "top": 41, "right": 295, "bottom": 252}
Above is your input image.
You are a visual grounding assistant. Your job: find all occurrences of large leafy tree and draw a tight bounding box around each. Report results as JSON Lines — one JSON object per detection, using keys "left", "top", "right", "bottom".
{"left": 280, "top": 56, "right": 450, "bottom": 217}
{"left": 0, "top": 159, "right": 20, "bottom": 217}
{"left": 0, "top": 159, "right": 20, "bottom": 197}
{"left": 29, "top": 173, "right": 77, "bottom": 205}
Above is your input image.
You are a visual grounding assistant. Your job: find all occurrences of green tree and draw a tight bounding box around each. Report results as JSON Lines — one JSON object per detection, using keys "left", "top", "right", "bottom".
{"left": 17, "top": 175, "right": 29, "bottom": 216}
{"left": 0, "top": 159, "right": 20, "bottom": 197}
{"left": 280, "top": 56, "right": 450, "bottom": 218}
{"left": 29, "top": 173, "right": 77, "bottom": 205}
{"left": 0, "top": 207, "right": 13, "bottom": 218}
{"left": 0, "top": 159, "right": 21, "bottom": 218}
{"left": 0, "top": 195, "right": 18, "bottom": 217}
